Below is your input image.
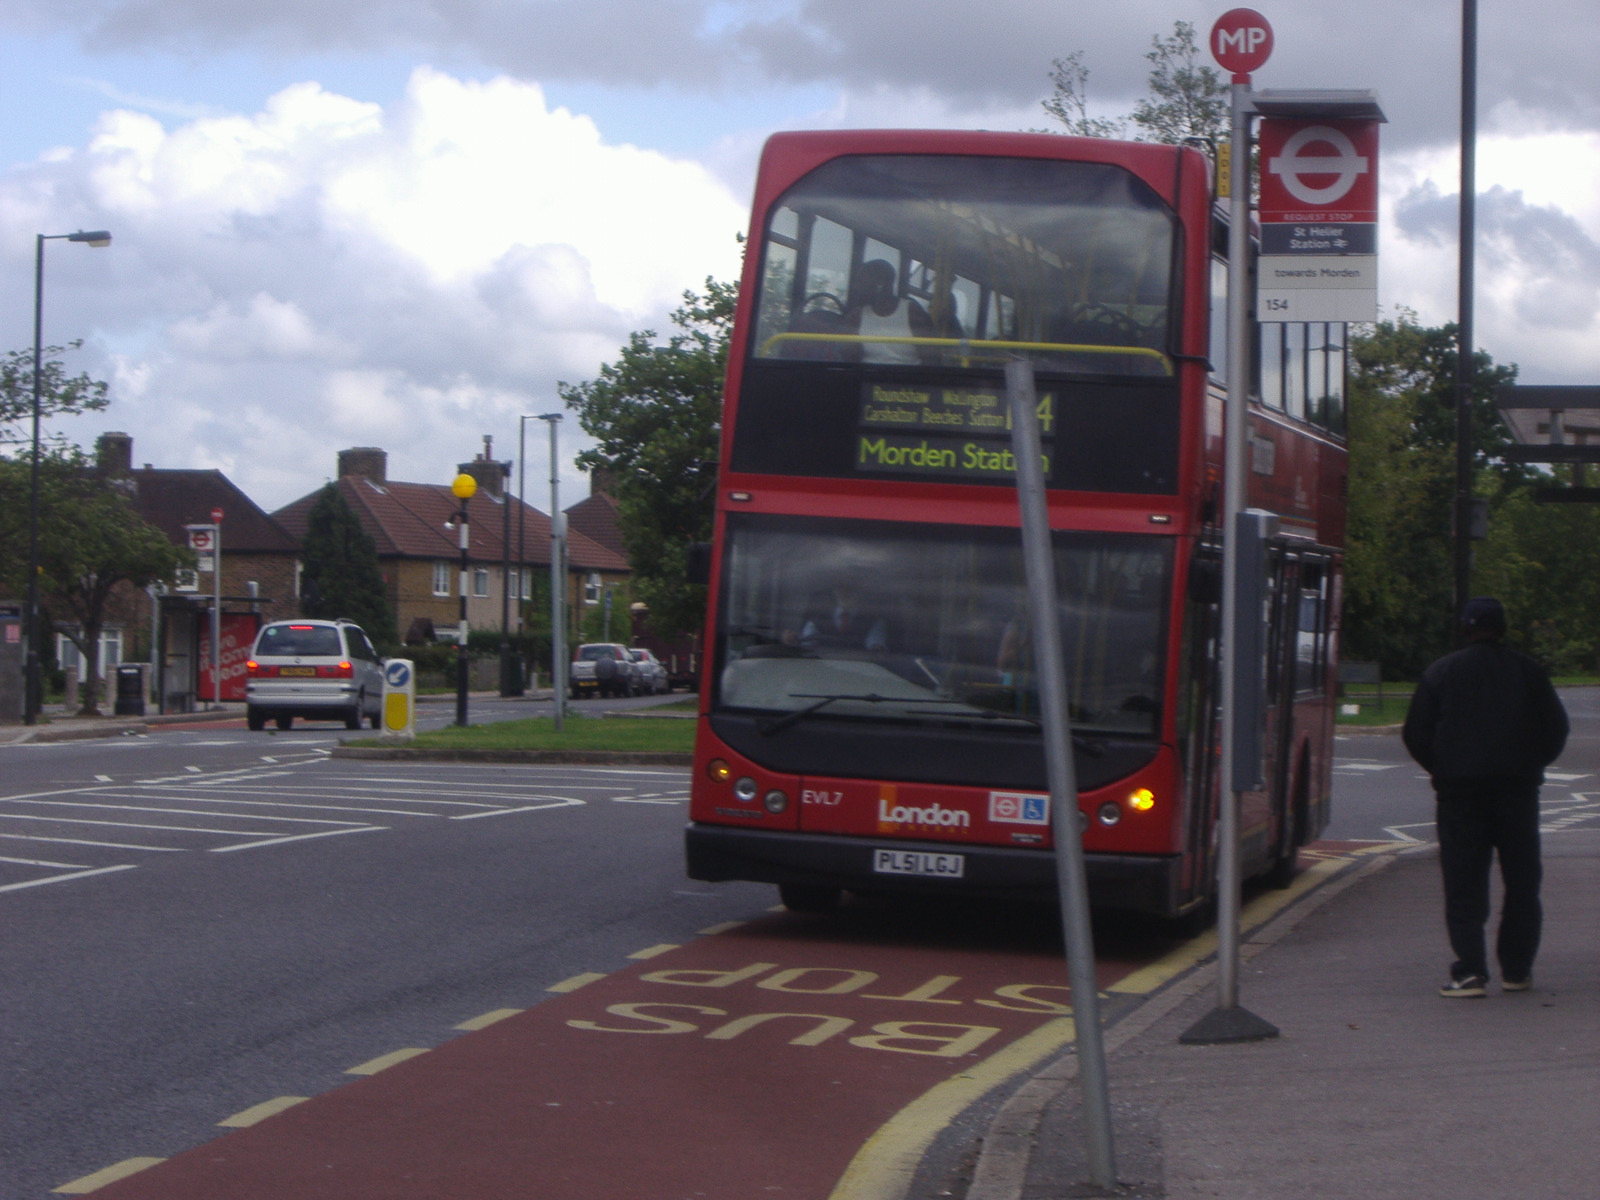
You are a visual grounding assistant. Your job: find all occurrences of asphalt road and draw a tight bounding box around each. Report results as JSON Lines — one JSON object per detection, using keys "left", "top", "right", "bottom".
{"left": 4, "top": 691, "right": 1595, "bottom": 1198}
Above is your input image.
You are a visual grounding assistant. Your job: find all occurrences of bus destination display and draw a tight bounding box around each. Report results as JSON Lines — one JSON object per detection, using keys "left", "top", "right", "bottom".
{"left": 857, "top": 383, "right": 1053, "bottom": 481}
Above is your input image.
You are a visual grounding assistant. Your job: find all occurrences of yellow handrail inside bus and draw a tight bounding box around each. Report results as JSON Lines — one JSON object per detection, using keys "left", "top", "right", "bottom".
{"left": 758, "top": 332, "right": 1172, "bottom": 374}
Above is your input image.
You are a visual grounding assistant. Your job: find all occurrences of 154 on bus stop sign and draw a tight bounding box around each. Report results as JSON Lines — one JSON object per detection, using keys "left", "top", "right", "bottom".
{"left": 1211, "top": 8, "right": 1273, "bottom": 77}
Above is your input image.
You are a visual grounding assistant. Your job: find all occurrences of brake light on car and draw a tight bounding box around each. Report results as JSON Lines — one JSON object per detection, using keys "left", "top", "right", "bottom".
{"left": 246, "top": 660, "right": 259, "bottom": 677}
{"left": 315, "top": 662, "right": 355, "bottom": 678}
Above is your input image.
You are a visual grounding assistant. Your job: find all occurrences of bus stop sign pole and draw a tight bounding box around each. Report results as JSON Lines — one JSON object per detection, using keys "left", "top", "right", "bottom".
{"left": 1181, "top": 10, "right": 1280, "bottom": 1047}
{"left": 1005, "top": 357, "right": 1115, "bottom": 1189}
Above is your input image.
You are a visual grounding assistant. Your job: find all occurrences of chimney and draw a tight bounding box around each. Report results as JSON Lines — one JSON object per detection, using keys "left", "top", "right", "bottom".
{"left": 96, "top": 431, "right": 133, "bottom": 476}
{"left": 457, "top": 454, "right": 510, "bottom": 498}
{"left": 591, "top": 465, "right": 617, "bottom": 498}
{"left": 338, "top": 447, "right": 388, "bottom": 482}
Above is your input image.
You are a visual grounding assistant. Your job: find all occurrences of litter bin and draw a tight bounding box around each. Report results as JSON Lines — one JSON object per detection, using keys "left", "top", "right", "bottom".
{"left": 500, "top": 651, "right": 526, "bottom": 697}
{"left": 114, "top": 663, "right": 147, "bottom": 717}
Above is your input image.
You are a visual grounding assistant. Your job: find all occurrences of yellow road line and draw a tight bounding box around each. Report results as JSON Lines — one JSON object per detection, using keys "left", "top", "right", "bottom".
{"left": 345, "top": 1047, "right": 430, "bottom": 1075}
{"left": 1108, "top": 856, "right": 1347, "bottom": 996}
{"left": 454, "top": 1007, "right": 523, "bottom": 1031}
{"left": 548, "top": 971, "right": 607, "bottom": 993}
{"left": 628, "top": 943, "right": 679, "bottom": 959}
{"left": 218, "top": 1096, "right": 310, "bottom": 1128}
{"left": 52, "top": 1157, "right": 166, "bottom": 1194}
{"left": 827, "top": 1018, "right": 1076, "bottom": 1200}
{"left": 698, "top": 920, "right": 745, "bottom": 935}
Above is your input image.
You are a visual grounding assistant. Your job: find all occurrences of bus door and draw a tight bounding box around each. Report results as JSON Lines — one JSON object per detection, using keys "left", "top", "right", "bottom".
{"left": 1176, "top": 547, "right": 1222, "bottom": 907}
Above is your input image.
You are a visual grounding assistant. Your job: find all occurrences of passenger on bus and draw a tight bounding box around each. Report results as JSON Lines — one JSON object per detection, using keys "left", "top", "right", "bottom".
{"left": 848, "top": 259, "right": 934, "bottom": 364}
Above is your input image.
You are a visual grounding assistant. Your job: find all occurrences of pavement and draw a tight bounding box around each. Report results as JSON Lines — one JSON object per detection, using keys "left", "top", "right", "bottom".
{"left": 965, "top": 835, "right": 1600, "bottom": 1200}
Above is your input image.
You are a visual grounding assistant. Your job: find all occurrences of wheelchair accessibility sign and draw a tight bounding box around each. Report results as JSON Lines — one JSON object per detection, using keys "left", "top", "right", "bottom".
{"left": 381, "top": 658, "right": 416, "bottom": 740}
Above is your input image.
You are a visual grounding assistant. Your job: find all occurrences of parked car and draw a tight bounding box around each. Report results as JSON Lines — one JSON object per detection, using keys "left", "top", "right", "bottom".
{"left": 570, "top": 643, "right": 639, "bottom": 699}
{"left": 629, "top": 647, "right": 670, "bottom": 694}
{"left": 245, "top": 618, "right": 385, "bottom": 731}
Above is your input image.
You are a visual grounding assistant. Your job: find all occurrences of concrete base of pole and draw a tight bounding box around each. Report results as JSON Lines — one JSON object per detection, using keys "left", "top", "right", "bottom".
{"left": 1178, "top": 1005, "right": 1280, "bottom": 1045}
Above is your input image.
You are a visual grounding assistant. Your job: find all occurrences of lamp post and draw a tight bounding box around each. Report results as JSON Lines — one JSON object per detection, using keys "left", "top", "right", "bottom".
{"left": 24, "top": 229, "right": 112, "bottom": 726}
{"left": 535, "top": 414, "right": 565, "bottom": 731}
{"left": 451, "top": 471, "right": 477, "bottom": 726}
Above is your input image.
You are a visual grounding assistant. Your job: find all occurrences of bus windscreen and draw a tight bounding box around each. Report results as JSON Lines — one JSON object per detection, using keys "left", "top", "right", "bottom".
{"left": 751, "top": 155, "right": 1176, "bottom": 375}
{"left": 715, "top": 515, "right": 1171, "bottom": 739}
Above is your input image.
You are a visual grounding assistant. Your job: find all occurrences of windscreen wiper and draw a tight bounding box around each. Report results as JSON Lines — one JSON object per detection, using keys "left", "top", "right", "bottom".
{"left": 757, "top": 692, "right": 962, "bottom": 736}
{"left": 757, "top": 694, "right": 1105, "bottom": 754}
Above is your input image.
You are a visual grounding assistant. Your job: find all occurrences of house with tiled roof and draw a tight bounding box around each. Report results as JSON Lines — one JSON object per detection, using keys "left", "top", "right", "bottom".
{"left": 273, "top": 447, "right": 629, "bottom": 645}
{"left": 94, "top": 431, "right": 301, "bottom": 711}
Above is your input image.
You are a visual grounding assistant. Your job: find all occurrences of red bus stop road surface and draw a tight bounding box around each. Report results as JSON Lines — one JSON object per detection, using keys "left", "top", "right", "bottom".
{"left": 84, "top": 911, "right": 1159, "bottom": 1200}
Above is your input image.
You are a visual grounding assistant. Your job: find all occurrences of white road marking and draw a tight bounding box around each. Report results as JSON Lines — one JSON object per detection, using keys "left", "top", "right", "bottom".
{"left": 0, "top": 854, "right": 93, "bottom": 869}
{"left": 0, "top": 832, "right": 184, "bottom": 852}
{"left": 94, "top": 775, "right": 112, "bottom": 782}
{"left": 1332, "top": 762, "right": 1398, "bottom": 772}
{"left": 8, "top": 799, "right": 371, "bottom": 827}
{"left": 451, "top": 799, "right": 586, "bottom": 820}
{"left": 211, "top": 826, "right": 388, "bottom": 853}
{"left": 0, "top": 864, "right": 138, "bottom": 894}
{"left": 0, "top": 813, "right": 289, "bottom": 837}
{"left": 613, "top": 798, "right": 684, "bottom": 805}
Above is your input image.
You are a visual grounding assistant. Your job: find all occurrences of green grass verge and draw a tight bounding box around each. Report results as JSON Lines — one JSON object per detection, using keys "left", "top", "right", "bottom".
{"left": 352, "top": 714, "right": 696, "bottom": 753}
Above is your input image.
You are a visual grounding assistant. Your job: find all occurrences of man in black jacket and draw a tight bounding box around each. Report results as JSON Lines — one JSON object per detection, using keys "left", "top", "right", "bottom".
{"left": 1402, "top": 597, "right": 1568, "bottom": 998}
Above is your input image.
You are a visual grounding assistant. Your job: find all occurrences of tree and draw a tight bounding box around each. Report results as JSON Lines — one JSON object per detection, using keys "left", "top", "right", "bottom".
{"left": 1128, "top": 22, "right": 1229, "bottom": 145}
{"left": 559, "top": 278, "right": 734, "bottom": 638}
{"left": 1040, "top": 21, "right": 1228, "bottom": 146}
{"left": 1342, "top": 314, "right": 1522, "bottom": 678}
{"left": 1039, "top": 52, "right": 1124, "bottom": 138}
{"left": 0, "top": 341, "right": 111, "bottom": 446}
{"left": 299, "top": 485, "right": 397, "bottom": 645}
{"left": 0, "top": 448, "right": 190, "bottom": 714}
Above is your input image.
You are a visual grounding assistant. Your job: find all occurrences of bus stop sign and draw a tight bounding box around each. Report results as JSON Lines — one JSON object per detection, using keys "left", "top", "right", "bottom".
{"left": 1211, "top": 8, "right": 1273, "bottom": 78}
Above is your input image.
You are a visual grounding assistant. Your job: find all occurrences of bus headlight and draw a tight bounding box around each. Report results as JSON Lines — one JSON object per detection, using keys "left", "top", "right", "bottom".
{"left": 733, "top": 777, "right": 759, "bottom": 802}
{"left": 763, "top": 789, "right": 789, "bottom": 814}
{"left": 1097, "top": 801, "right": 1123, "bottom": 826}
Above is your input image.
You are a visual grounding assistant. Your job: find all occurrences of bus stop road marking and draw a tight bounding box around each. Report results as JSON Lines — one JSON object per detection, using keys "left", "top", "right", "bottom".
{"left": 52, "top": 1157, "right": 166, "bottom": 1194}
{"left": 219, "top": 1097, "right": 311, "bottom": 1128}
{"left": 63, "top": 929, "right": 1130, "bottom": 1200}
{"left": 345, "top": 1048, "right": 431, "bottom": 1075}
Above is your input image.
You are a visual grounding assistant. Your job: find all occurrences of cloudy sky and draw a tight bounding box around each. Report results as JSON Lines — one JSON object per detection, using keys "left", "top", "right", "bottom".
{"left": 1, "top": 1, "right": 1597, "bottom": 513}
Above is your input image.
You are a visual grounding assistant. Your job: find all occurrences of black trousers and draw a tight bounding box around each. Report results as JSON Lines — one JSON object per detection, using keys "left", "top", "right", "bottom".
{"left": 1434, "top": 779, "right": 1543, "bottom": 981}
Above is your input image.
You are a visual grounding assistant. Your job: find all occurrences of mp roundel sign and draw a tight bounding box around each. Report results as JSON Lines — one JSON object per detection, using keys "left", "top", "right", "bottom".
{"left": 1210, "top": 8, "right": 1273, "bottom": 77}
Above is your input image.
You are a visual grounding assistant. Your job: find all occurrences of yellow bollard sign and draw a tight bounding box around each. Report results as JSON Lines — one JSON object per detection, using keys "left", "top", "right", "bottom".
{"left": 381, "top": 658, "right": 416, "bottom": 741}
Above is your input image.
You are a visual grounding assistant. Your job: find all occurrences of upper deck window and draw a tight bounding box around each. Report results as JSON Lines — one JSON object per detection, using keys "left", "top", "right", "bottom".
{"left": 752, "top": 155, "right": 1176, "bottom": 377}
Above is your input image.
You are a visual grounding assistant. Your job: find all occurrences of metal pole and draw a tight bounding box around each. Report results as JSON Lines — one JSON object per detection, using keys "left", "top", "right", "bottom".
{"left": 24, "top": 235, "right": 45, "bottom": 725}
{"left": 1217, "top": 78, "right": 1252, "bottom": 1010}
{"left": 1180, "top": 77, "right": 1279, "bottom": 1046}
{"left": 456, "top": 504, "right": 470, "bottom": 726}
{"left": 519, "top": 417, "right": 529, "bottom": 640}
{"left": 541, "top": 414, "right": 566, "bottom": 730}
{"left": 210, "top": 521, "right": 222, "bottom": 710}
{"left": 1005, "top": 358, "right": 1115, "bottom": 1189}
{"left": 1454, "top": 0, "right": 1478, "bottom": 627}
{"left": 500, "top": 459, "right": 513, "bottom": 695}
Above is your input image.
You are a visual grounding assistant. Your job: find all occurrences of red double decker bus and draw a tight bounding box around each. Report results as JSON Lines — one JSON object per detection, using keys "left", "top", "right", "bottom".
{"left": 686, "top": 130, "right": 1347, "bottom": 919}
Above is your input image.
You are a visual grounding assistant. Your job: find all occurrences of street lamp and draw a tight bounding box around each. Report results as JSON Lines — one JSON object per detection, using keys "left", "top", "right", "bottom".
{"left": 451, "top": 471, "right": 477, "bottom": 726}
{"left": 24, "top": 229, "right": 112, "bottom": 725}
{"left": 534, "top": 414, "right": 566, "bottom": 732}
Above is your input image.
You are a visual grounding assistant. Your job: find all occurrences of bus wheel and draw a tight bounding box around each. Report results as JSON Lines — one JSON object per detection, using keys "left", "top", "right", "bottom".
{"left": 1266, "top": 772, "right": 1309, "bottom": 889}
{"left": 778, "top": 883, "right": 841, "bottom": 913}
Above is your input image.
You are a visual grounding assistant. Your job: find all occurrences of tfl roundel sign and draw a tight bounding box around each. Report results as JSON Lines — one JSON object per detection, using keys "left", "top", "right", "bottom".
{"left": 1210, "top": 8, "right": 1273, "bottom": 77}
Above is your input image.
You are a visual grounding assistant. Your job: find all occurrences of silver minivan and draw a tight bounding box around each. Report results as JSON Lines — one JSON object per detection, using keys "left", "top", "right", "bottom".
{"left": 246, "top": 619, "right": 385, "bottom": 731}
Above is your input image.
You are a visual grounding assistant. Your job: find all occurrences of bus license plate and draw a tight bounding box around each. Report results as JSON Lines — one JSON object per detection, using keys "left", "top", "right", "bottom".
{"left": 873, "top": 849, "right": 965, "bottom": 879}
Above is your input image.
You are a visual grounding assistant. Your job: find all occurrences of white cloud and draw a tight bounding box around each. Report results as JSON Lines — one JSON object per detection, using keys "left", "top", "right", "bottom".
{"left": 0, "top": 66, "right": 747, "bottom": 510}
